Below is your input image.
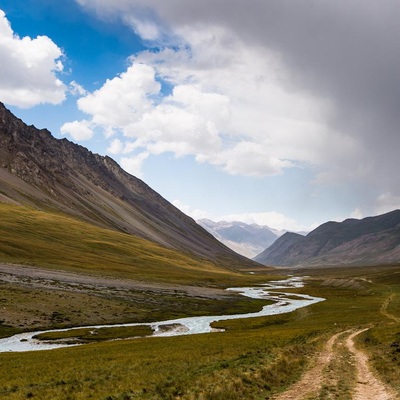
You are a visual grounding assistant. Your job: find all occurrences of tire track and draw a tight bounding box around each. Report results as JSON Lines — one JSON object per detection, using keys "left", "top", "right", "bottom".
{"left": 380, "top": 293, "right": 400, "bottom": 323}
{"left": 273, "top": 331, "right": 347, "bottom": 399}
{"left": 347, "top": 329, "right": 397, "bottom": 400}
{"left": 273, "top": 329, "right": 399, "bottom": 400}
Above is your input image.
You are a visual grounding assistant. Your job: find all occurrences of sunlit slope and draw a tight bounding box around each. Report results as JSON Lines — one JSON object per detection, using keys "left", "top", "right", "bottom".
{"left": 0, "top": 204, "right": 249, "bottom": 284}
{"left": 0, "top": 102, "right": 259, "bottom": 270}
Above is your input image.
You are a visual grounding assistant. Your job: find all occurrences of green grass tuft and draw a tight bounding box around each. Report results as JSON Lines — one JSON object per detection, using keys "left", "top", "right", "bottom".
{"left": 33, "top": 325, "right": 153, "bottom": 343}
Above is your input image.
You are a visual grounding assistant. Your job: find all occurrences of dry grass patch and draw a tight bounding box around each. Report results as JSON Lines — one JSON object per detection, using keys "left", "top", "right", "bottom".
{"left": 0, "top": 203, "right": 263, "bottom": 285}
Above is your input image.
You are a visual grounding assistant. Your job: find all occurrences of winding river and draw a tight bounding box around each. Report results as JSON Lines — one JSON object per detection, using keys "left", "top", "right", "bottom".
{"left": 0, "top": 277, "right": 324, "bottom": 353}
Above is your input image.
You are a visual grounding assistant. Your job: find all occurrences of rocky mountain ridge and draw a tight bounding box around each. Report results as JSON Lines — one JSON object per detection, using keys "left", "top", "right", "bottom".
{"left": 0, "top": 102, "right": 258, "bottom": 268}
{"left": 254, "top": 210, "right": 400, "bottom": 267}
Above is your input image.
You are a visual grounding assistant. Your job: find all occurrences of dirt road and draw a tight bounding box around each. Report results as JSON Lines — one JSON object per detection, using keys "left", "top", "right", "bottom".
{"left": 273, "top": 328, "right": 398, "bottom": 400}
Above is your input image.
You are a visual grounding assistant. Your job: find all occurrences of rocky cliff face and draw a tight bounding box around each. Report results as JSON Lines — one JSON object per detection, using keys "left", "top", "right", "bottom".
{"left": 0, "top": 103, "right": 258, "bottom": 268}
{"left": 254, "top": 210, "right": 400, "bottom": 267}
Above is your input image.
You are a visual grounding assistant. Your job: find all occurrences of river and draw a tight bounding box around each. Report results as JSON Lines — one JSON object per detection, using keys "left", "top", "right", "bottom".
{"left": 0, "top": 276, "right": 324, "bottom": 353}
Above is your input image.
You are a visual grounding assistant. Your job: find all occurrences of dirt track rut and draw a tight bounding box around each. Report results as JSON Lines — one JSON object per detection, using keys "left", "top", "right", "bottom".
{"left": 273, "top": 329, "right": 398, "bottom": 400}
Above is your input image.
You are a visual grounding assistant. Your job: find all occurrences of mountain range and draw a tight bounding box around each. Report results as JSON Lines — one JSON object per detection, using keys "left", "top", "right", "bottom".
{"left": 0, "top": 102, "right": 258, "bottom": 270}
{"left": 197, "top": 219, "right": 283, "bottom": 258}
{"left": 254, "top": 210, "right": 400, "bottom": 267}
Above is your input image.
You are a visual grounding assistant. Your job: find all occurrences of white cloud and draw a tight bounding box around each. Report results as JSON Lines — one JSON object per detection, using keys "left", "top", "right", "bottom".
{"left": 350, "top": 208, "right": 364, "bottom": 219}
{"left": 60, "top": 120, "right": 94, "bottom": 141}
{"left": 72, "top": 2, "right": 370, "bottom": 181}
{"left": 172, "top": 199, "right": 313, "bottom": 232}
{"left": 345, "top": 193, "right": 400, "bottom": 221}
{"left": 204, "top": 142, "right": 293, "bottom": 177}
{"left": 73, "top": 0, "right": 400, "bottom": 220}
{"left": 375, "top": 193, "right": 400, "bottom": 215}
{"left": 124, "top": 84, "right": 225, "bottom": 157}
{"left": 107, "top": 138, "right": 124, "bottom": 154}
{"left": 69, "top": 80, "right": 87, "bottom": 96}
{"left": 219, "top": 211, "right": 313, "bottom": 232}
{"left": 67, "top": 31, "right": 338, "bottom": 178}
{"left": 71, "top": 2, "right": 344, "bottom": 179}
{"left": 172, "top": 200, "right": 211, "bottom": 221}
{"left": 0, "top": 9, "right": 66, "bottom": 108}
{"left": 120, "top": 152, "right": 149, "bottom": 178}
{"left": 77, "top": 63, "right": 160, "bottom": 127}
{"left": 123, "top": 15, "right": 160, "bottom": 41}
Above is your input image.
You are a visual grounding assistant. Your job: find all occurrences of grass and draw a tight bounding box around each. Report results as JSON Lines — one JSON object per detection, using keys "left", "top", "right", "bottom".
{"left": 1, "top": 203, "right": 400, "bottom": 398}
{"left": 0, "top": 278, "right": 271, "bottom": 340}
{"left": 33, "top": 325, "right": 153, "bottom": 343}
{"left": 0, "top": 203, "right": 268, "bottom": 286}
{"left": 0, "top": 326, "right": 317, "bottom": 400}
{"left": 353, "top": 267, "right": 400, "bottom": 392}
{"left": 0, "top": 202, "right": 279, "bottom": 339}
{"left": 0, "top": 266, "right": 399, "bottom": 399}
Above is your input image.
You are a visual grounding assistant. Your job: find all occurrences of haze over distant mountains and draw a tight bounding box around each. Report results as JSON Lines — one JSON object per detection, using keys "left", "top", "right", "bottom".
{"left": 254, "top": 210, "right": 400, "bottom": 267}
{"left": 0, "top": 102, "right": 258, "bottom": 270}
{"left": 197, "top": 219, "right": 285, "bottom": 258}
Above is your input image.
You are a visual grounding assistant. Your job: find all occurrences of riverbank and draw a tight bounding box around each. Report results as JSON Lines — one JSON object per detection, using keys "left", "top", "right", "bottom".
{"left": 1, "top": 265, "right": 399, "bottom": 399}
{"left": 0, "top": 277, "right": 324, "bottom": 352}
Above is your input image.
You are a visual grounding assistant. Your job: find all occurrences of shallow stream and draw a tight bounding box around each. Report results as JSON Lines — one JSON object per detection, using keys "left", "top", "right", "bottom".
{"left": 0, "top": 276, "right": 324, "bottom": 353}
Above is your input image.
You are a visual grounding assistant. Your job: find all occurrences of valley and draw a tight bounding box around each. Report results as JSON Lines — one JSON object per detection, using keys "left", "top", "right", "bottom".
{"left": 1, "top": 259, "right": 400, "bottom": 398}
{"left": 0, "top": 276, "right": 323, "bottom": 352}
{"left": 0, "top": 104, "right": 399, "bottom": 399}
{"left": 0, "top": 204, "right": 397, "bottom": 399}
{"left": 0, "top": 261, "right": 268, "bottom": 337}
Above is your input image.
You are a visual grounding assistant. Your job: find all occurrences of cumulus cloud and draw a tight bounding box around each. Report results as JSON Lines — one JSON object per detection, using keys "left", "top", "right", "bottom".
{"left": 107, "top": 138, "right": 124, "bottom": 154}
{"left": 65, "top": 27, "right": 334, "bottom": 178}
{"left": 221, "top": 212, "right": 315, "bottom": 233}
{"left": 60, "top": 120, "right": 94, "bottom": 141}
{"left": 73, "top": 0, "right": 400, "bottom": 207}
{"left": 69, "top": 81, "right": 87, "bottom": 96}
{"left": 77, "top": 63, "right": 160, "bottom": 127}
{"left": 172, "top": 199, "right": 312, "bottom": 232}
{"left": 0, "top": 9, "right": 66, "bottom": 108}
{"left": 172, "top": 200, "right": 211, "bottom": 221}
{"left": 204, "top": 142, "right": 293, "bottom": 177}
{"left": 120, "top": 152, "right": 149, "bottom": 178}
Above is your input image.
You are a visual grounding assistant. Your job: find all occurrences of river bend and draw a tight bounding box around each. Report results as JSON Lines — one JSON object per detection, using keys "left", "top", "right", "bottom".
{"left": 0, "top": 277, "right": 324, "bottom": 353}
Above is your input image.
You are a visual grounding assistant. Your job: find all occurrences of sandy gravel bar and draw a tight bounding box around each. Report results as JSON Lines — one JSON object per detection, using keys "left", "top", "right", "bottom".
{"left": 0, "top": 263, "right": 230, "bottom": 299}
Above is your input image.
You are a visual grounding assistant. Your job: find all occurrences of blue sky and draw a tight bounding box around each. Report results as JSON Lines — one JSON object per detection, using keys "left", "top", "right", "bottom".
{"left": 1, "top": 0, "right": 400, "bottom": 231}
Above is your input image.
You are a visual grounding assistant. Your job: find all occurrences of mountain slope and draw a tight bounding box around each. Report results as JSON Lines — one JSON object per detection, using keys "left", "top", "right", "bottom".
{"left": 254, "top": 210, "right": 400, "bottom": 267}
{"left": 0, "top": 103, "right": 259, "bottom": 270}
{"left": 0, "top": 203, "right": 249, "bottom": 284}
{"left": 253, "top": 232, "right": 305, "bottom": 265}
{"left": 198, "top": 219, "right": 279, "bottom": 258}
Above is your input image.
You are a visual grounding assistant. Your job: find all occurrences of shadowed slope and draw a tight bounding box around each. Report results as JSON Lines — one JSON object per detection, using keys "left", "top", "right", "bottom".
{"left": 255, "top": 211, "right": 400, "bottom": 267}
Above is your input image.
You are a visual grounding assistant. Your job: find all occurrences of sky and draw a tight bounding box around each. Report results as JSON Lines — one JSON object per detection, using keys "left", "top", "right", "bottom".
{"left": 1, "top": 0, "right": 400, "bottom": 232}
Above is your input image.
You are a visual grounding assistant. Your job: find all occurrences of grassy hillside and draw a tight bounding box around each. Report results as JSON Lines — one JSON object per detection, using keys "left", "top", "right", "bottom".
{"left": 0, "top": 265, "right": 399, "bottom": 399}
{"left": 0, "top": 203, "right": 258, "bottom": 284}
{"left": 1, "top": 202, "right": 399, "bottom": 398}
{"left": 0, "top": 203, "right": 272, "bottom": 341}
